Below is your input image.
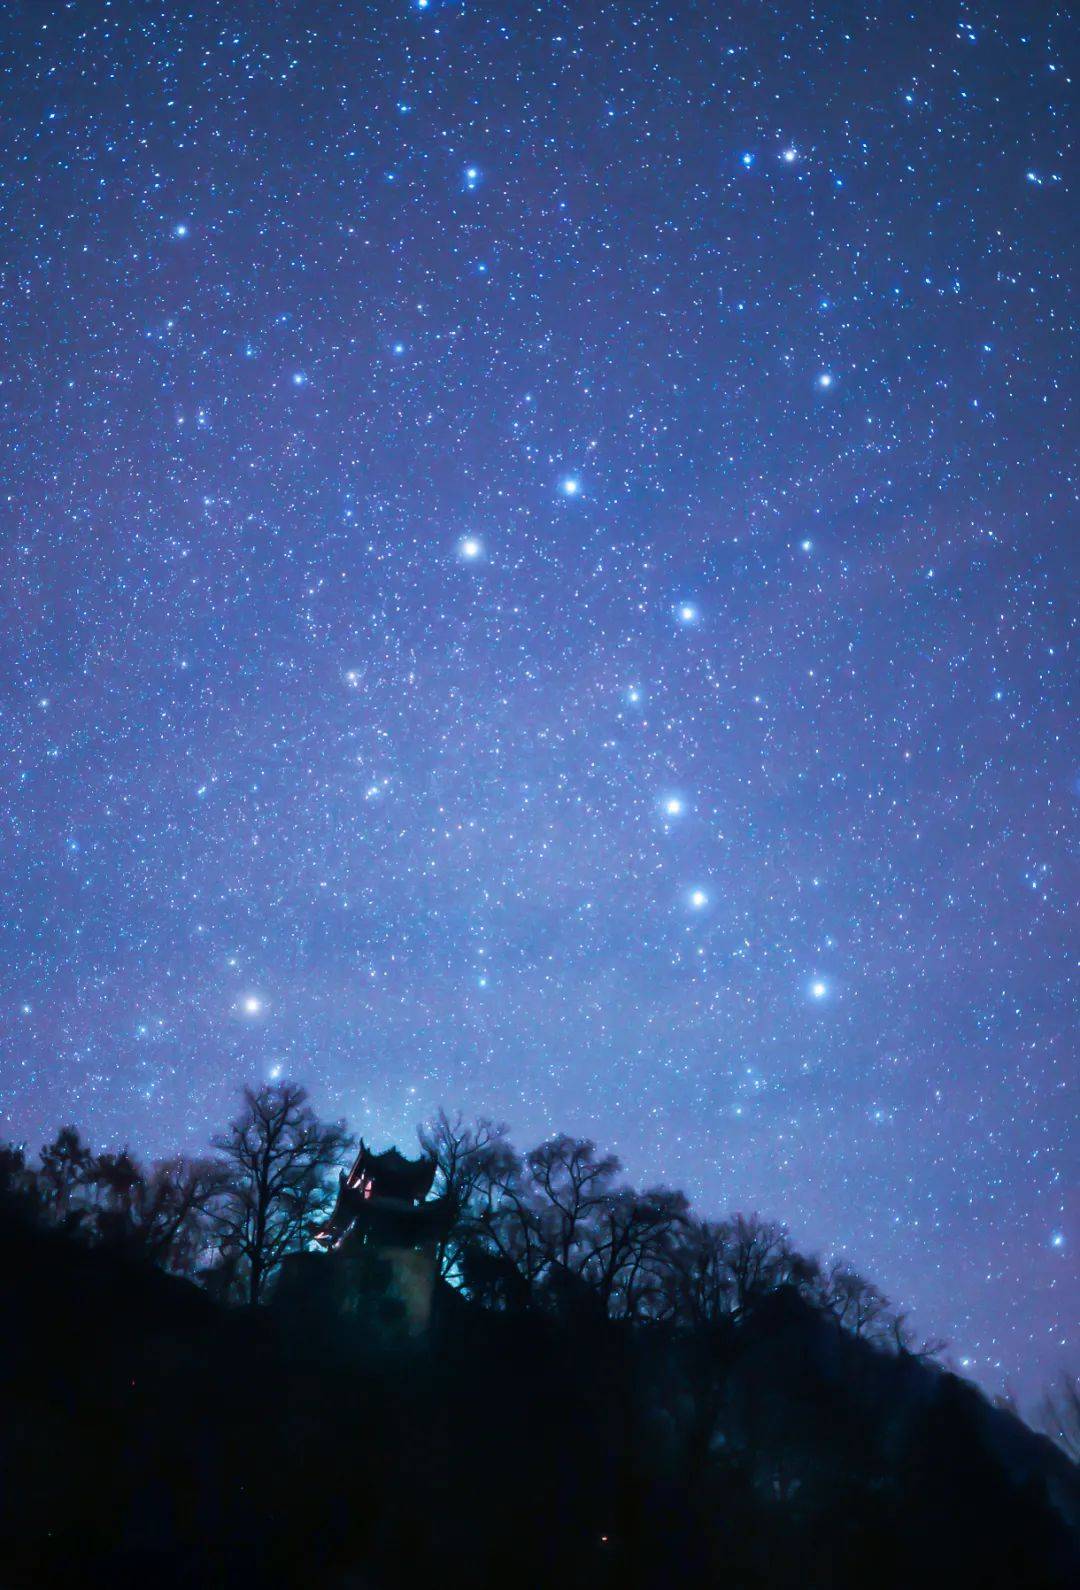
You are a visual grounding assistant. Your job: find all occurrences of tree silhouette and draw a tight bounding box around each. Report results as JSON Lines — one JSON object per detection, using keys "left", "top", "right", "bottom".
{"left": 38, "top": 1126, "right": 93, "bottom": 1224}
{"left": 1039, "top": 1373, "right": 1080, "bottom": 1462}
{"left": 212, "top": 1081, "right": 351, "bottom": 1303}
{"left": 418, "top": 1108, "right": 518, "bottom": 1277}
{"left": 821, "top": 1264, "right": 891, "bottom": 1342}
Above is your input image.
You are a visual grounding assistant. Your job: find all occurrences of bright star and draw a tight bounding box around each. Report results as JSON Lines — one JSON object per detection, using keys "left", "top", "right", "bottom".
{"left": 1051, "top": 1232, "right": 1065, "bottom": 1249}
{"left": 782, "top": 147, "right": 797, "bottom": 163}
{"left": 677, "top": 603, "right": 699, "bottom": 625}
{"left": 663, "top": 796, "right": 684, "bottom": 817}
{"left": 817, "top": 372, "right": 833, "bottom": 389}
{"left": 173, "top": 222, "right": 188, "bottom": 238}
{"left": 689, "top": 889, "right": 708, "bottom": 909}
{"left": 801, "top": 539, "right": 813, "bottom": 552}
{"left": 292, "top": 370, "right": 307, "bottom": 386}
{"left": 810, "top": 980, "right": 828, "bottom": 1000}
{"left": 242, "top": 995, "right": 263, "bottom": 1016}
{"left": 559, "top": 476, "right": 581, "bottom": 496}
{"left": 458, "top": 536, "right": 483, "bottom": 560}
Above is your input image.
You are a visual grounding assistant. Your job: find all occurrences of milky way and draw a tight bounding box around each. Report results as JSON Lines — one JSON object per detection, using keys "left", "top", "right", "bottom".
{"left": 1, "top": 1, "right": 1074, "bottom": 1401}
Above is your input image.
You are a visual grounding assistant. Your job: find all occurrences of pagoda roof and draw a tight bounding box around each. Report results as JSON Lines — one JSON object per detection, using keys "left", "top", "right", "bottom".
{"left": 344, "top": 1139, "right": 437, "bottom": 1203}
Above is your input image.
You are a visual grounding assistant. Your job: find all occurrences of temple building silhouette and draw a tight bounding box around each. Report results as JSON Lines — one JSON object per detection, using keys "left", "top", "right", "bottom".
{"left": 296, "top": 1140, "right": 456, "bottom": 1334}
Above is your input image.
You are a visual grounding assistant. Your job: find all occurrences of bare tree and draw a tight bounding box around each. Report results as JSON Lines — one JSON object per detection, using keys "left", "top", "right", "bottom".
{"left": 127, "top": 1155, "right": 231, "bottom": 1273}
{"left": 418, "top": 1109, "right": 518, "bottom": 1275}
{"left": 887, "top": 1310, "right": 947, "bottom": 1362}
{"left": 664, "top": 1217, "right": 737, "bottom": 1328}
{"left": 725, "top": 1214, "right": 793, "bottom": 1314}
{"left": 88, "top": 1147, "right": 143, "bottom": 1219}
{"left": 467, "top": 1169, "right": 548, "bottom": 1307}
{"left": 419, "top": 1109, "right": 516, "bottom": 1204}
{"left": 1036, "top": 1373, "right": 1080, "bottom": 1461}
{"left": 527, "top": 1135, "right": 620, "bottom": 1272}
{"left": 38, "top": 1126, "right": 94, "bottom": 1227}
{"left": 0, "top": 1143, "right": 43, "bottom": 1223}
{"left": 578, "top": 1186, "right": 688, "bottom": 1320}
{"left": 212, "top": 1082, "right": 351, "bottom": 1304}
{"left": 821, "top": 1264, "right": 891, "bottom": 1341}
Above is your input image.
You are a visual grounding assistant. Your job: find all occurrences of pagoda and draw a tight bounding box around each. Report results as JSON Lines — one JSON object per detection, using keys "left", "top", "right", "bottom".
{"left": 308, "top": 1139, "right": 455, "bottom": 1333}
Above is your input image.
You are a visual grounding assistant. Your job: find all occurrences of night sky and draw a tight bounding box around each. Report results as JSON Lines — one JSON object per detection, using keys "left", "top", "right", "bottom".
{"left": 2, "top": 2, "right": 1074, "bottom": 1400}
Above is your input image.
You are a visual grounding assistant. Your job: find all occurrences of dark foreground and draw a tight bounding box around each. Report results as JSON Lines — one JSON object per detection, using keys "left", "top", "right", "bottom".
{"left": 1, "top": 1218, "right": 1077, "bottom": 1590}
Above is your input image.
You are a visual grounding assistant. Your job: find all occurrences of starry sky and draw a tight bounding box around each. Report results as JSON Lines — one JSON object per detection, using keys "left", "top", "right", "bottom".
{"left": 1, "top": 1, "right": 1075, "bottom": 1400}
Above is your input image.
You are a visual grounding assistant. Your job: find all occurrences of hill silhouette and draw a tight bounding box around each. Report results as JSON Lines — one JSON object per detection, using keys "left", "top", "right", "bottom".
{"left": 0, "top": 1087, "right": 1076, "bottom": 1589}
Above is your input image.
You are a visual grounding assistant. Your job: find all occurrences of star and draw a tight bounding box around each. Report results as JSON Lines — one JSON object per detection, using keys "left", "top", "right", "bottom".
{"left": 559, "top": 476, "right": 581, "bottom": 496}
{"left": 241, "top": 995, "right": 263, "bottom": 1016}
{"left": 458, "top": 536, "right": 483, "bottom": 560}
{"left": 809, "top": 980, "right": 828, "bottom": 1000}
{"left": 817, "top": 372, "right": 833, "bottom": 389}
{"left": 689, "top": 888, "right": 709, "bottom": 909}
{"left": 663, "top": 796, "right": 685, "bottom": 817}
{"left": 677, "top": 603, "right": 699, "bottom": 625}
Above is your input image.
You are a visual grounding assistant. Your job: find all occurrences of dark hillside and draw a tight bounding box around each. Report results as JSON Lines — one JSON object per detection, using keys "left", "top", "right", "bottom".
{"left": 1, "top": 1204, "right": 1076, "bottom": 1590}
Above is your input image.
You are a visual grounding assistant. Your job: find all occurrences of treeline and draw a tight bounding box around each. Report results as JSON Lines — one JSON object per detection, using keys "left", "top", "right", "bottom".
{"left": 4, "top": 1080, "right": 1078, "bottom": 1459}
{"left": 0, "top": 1083, "right": 348, "bottom": 1305}
{"left": 419, "top": 1109, "right": 936, "bottom": 1354}
{"left": 3, "top": 1082, "right": 927, "bottom": 1354}
{"left": 1, "top": 1082, "right": 1077, "bottom": 1588}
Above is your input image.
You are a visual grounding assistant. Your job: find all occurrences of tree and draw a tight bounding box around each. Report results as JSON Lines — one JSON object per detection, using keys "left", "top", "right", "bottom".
{"left": 724, "top": 1213, "right": 793, "bottom": 1314}
{"left": 88, "top": 1147, "right": 143, "bottom": 1216}
{"left": 92, "top": 1153, "right": 229, "bottom": 1272}
{"left": 418, "top": 1109, "right": 518, "bottom": 1277}
{"left": 212, "top": 1082, "right": 351, "bottom": 1304}
{"left": 526, "top": 1134, "right": 620, "bottom": 1272}
{"left": 575, "top": 1185, "right": 688, "bottom": 1320}
{"left": 139, "top": 1155, "right": 231, "bottom": 1273}
{"left": 38, "top": 1126, "right": 93, "bottom": 1223}
{"left": 660, "top": 1217, "right": 731, "bottom": 1327}
{"left": 821, "top": 1264, "right": 891, "bottom": 1342}
{"left": 1037, "top": 1372, "right": 1080, "bottom": 1462}
{"left": 0, "top": 1143, "right": 43, "bottom": 1224}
